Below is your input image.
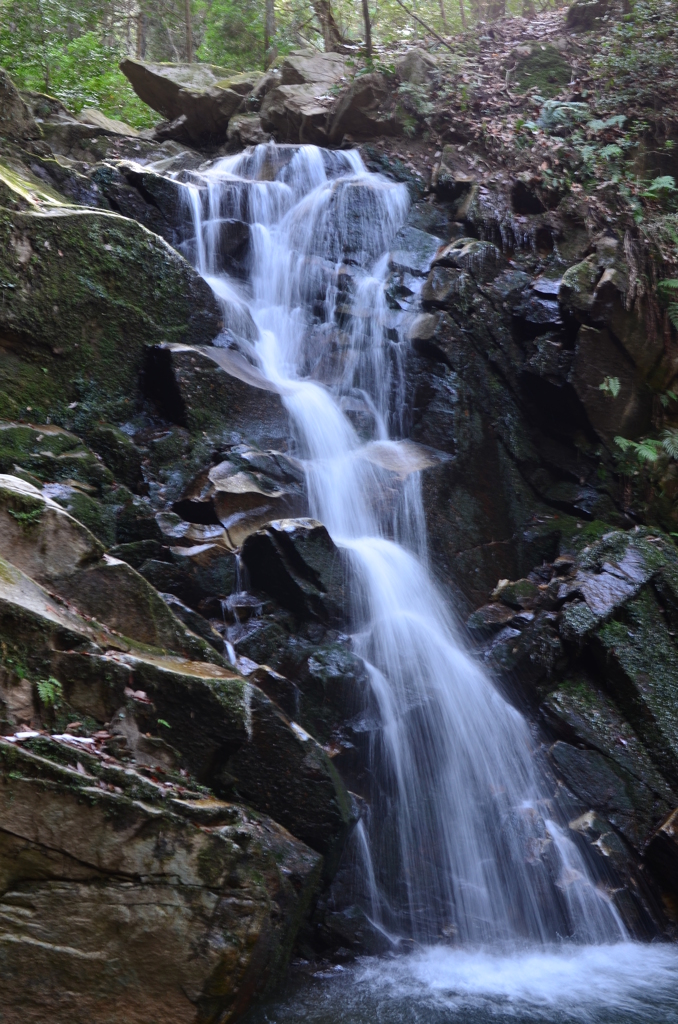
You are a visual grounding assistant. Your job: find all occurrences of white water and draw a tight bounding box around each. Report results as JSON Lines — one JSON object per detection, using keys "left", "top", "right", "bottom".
{"left": 173, "top": 143, "right": 676, "bottom": 998}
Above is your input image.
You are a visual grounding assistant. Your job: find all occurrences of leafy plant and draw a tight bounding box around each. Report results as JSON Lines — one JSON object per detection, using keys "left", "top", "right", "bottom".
{"left": 36, "top": 676, "right": 63, "bottom": 708}
{"left": 8, "top": 505, "right": 43, "bottom": 528}
{"left": 599, "top": 376, "right": 621, "bottom": 398}
{"left": 657, "top": 278, "right": 678, "bottom": 330}
{"left": 615, "top": 429, "right": 678, "bottom": 464}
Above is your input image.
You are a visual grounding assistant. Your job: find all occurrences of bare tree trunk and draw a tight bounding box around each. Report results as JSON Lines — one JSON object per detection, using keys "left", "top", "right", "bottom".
{"left": 185, "top": 0, "right": 193, "bottom": 62}
{"left": 459, "top": 0, "right": 467, "bottom": 28}
{"left": 361, "top": 0, "right": 372, "bottom": 58}
{"left": 311, "top": 0, "right": 347, "bottom": 52}
{"left": 136, "top": 12, "right": 146, "bottom": 57}
{"left": 438, "top": 0, "right": 448, "bottom": 31}
{"left": 264, "top": 0, "right": 276, "bottom": 68}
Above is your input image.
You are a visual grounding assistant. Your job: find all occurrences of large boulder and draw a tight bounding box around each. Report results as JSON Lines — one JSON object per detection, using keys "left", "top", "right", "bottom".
{"left": 120, "top": 59, "right": 260, "bottom": 144}
{"left": 0, "top": 207, "right": 220, "bottom": 427}
{"left": 329, "top": 73, "right": 397, "bottom": 142}
{"left": 0, "top": 732, "right": 322, "bottom": 1024}
{"left": 260, "top": 50, "right": 348, "bottom": 144}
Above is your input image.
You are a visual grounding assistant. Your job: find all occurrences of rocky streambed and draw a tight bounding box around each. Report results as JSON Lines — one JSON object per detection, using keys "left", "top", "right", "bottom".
{"left": 1, "top": 14, "right": 678, "bottom": 1021}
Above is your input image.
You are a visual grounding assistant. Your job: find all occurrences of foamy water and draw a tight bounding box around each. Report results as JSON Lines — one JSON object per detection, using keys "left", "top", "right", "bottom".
{"left": 245, "top": 944, "right": 678, "bottom": 1023}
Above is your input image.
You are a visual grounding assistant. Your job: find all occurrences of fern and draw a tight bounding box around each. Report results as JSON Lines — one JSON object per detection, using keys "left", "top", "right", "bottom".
{"left": 614, "top": 436, "right": 661, "bottom": 463}
{"left": 36, "top": 676, "right": 63, "bottom": 708}
{"left": 599, "top": 376, "right": 621, "bottom": 397}
{"left": 661, "top": 429, "right": 678, "bottom": 458}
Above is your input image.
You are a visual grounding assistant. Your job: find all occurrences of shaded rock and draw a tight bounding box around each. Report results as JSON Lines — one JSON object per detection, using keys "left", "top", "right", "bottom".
{"left": 140, "top": 541, "right": 237, "bottom": 611}
{"left": 395, "top": 48, "right": 438, "bottom": 86}
{"left": 0, "top": 207, "right": 220, "bottom": 427}
{"left": 260, "top": 84, "right": 332, "bottom": 145}
{"left": 0, "top": 733, "right": 321, "bottom": 1024}
{"left": 550, "top": 740, "right": 665, "bottom": 852}
{"left": 227, "top": 113, "right": 270, "bottom": 147}
{"left": 143, "top": 343, "right": 289, "bottom": 447}
{"left": 0, "top": 68, "right": 41, "bottom": 142}
{"left": 0, "top": 475, "right": 218, "bottom": 662}
{"left": 0, "top": 423, "right": 112, "bottom": 492}
{"left": 329, "top": 73, "right": 397, "bottom": 142}
{"left": 568, "top": 325, "right": 651, "bottom": 442}
{"left": 569, "top": 809, "right": 667, "bottom": 935}
{"left": 120, "top": 59, "right": 259, "bottom": 144}
{"left": 566, "top": 0, "right": 612, "bottom": 31}
{"left": 646, "top": 808, "right": 678, "bottom": 899}
{"left": 242, "top": 519, "right": 347, "bottom": 626}
{"left": 593, "top": 587, "right": 678, "bottom": 789}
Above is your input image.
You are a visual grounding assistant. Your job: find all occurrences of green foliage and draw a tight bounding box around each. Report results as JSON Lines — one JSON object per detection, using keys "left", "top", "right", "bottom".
{"left": 615, "top": 430, "right": 678, "bottom": 466}
{"left": 36, "top": 676, "right": 63, "bottom": 708}
{"left": 599, "top": 376, "right": 621, "bottom": 398}
{"left": 0, "top": 2, "right": 159, "bottom": 127}
{"left": 195, "top": 0, "right": 264, "bottom": 71}
{"left": 7, "top": 505, "right": 43, "bottom": 528}
{"left": 657, "top": 278, "right": 678, "bottom": 330}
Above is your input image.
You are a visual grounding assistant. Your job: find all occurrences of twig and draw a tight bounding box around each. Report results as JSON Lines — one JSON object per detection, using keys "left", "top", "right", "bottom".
{"left": 390, "top": 0, "right": 457, "bottom": 53}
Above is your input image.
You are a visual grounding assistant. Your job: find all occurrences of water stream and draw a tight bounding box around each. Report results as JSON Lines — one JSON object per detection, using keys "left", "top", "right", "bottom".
{"left": 174, "top": 143, "right": 678, "bottom": 1021}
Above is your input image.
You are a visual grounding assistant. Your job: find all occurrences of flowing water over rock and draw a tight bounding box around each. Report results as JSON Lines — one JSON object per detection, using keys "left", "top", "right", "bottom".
{"left": 178, "top": 142, "right": 678, "bottom": 1018}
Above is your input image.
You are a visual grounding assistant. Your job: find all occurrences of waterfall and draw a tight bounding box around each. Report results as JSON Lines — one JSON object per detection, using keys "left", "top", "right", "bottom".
{"left": 176, "top": 143, "right": 626, "bottom": 947}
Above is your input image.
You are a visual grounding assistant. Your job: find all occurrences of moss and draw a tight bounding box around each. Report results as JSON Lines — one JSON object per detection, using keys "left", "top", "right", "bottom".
{"left": 595, "top": 589, "right": 678, "bottom": 785}
{"left": 513, "top": 46, "right": 572, "bottom": 98}
{"left": 0, "top": 207, "right": 220, "bottom": 431}
{"left": 0, "top": 423, "right": 105, "bottom": 479}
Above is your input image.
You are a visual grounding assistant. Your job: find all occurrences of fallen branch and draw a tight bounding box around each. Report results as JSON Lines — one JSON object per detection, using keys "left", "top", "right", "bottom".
{"left": 391, "top": 0, "right": 457, "bottom": 53}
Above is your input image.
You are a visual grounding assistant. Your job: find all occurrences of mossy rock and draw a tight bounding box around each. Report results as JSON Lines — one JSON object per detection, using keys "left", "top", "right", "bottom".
{"left": 0, "top": 207, "right": 221, "bottom": 429}
{"left": 0, "top": 422, "right": 112, "bottom": 491}
{"left": 512, "top": 46, "right": 572, "bottom": 98}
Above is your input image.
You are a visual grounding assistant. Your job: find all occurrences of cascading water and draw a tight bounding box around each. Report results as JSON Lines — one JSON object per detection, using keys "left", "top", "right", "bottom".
{"left": 177, "top": 142, "right": 627, "bottom": 948}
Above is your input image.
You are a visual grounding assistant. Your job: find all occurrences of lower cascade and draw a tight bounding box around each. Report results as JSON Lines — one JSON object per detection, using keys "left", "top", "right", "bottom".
{"left": 182, "top": 143, "right": 625, "bottom": 948}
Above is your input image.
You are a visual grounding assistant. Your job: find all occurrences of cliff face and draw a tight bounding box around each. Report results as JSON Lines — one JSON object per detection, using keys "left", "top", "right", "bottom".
{"left": 1, "top": 6, "right": 678, "bottom": 1015}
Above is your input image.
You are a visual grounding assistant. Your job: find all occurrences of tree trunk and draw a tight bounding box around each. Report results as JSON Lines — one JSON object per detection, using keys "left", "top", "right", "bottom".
{"left": 361, "top": 0, "right": 372, "bottom": 58}
{"left": 311, "top": 0, "right": 347, "bottom": 52}
{"left": 459, "top": 0, "right": 467, "bottom": 28}
{"left": 438, "top": 0, "right": 448, "bottom": 31}
{"left": 136, "top": 12, "right": 146, "bottom": 59}
{"left": 185, "top": 0, "right": 193, "bottom": 62}
{"left": 265, "top": 0, "right": 276, "bottom": 69}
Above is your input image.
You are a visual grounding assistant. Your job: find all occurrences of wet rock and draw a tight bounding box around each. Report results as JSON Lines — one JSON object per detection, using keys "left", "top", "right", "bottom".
{"left": 140, "top": 540, "right": 237, "bottom": 612}
{"left": 645, "top": 808, "right": 678, "bottom": 899}
{"left": 569, "top": 810, "right": 666, "bottom": 935}
{"left": 550, "top": 739, "right": 666, "bottom": 851}
{"left": 390, "top": 225, "right": 443, "bottom": 276}
{"left": 0, "top": 733, "right": 322, "bottom": 1024}
{"left": 493, "top": 577, "right": 542, "bottom": 609}
{"left": 144, "top": 344, "right": 288, "bottom": 447}
{"left": 542, "top": 678, "right": 676, "bottom": 821}
{"left": 242, "top": 519, "right": 347, "bottom": 627}
{"left": 120, "top": 59, "right": 260, "bottom": 144}
{"left": 173, "top": 449, "right": 304, "bottom": 549}
{"left": 592, "top": 587, "right": 678, "bottom": 789}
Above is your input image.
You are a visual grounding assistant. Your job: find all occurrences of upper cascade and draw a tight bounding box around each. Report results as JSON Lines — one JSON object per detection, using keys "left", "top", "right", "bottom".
{"left": 174, "top": 141, "right": 627, "bottom": 946}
